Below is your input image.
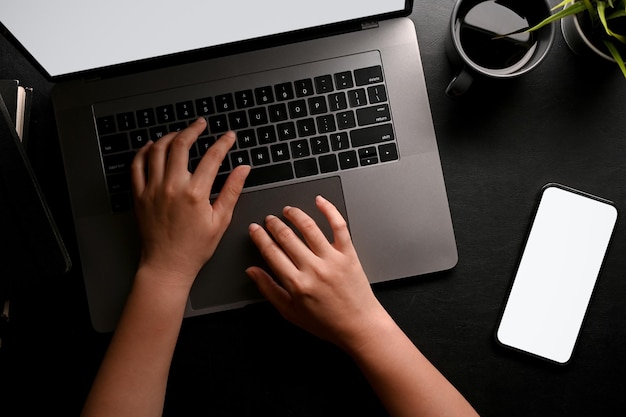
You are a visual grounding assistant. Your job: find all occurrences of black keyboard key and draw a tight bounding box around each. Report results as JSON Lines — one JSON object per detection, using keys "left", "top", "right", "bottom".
{"left": 290, "top": 139, "right": 310, "bottom": 158}
{"left": 308, "top": 96, "right": 328, "bottom": 115}
{"left": 334, "top": 71, "right": 354, "bottom": 89}
{"left": 319, "top": 154, "right": 339, "bottom": 173}
{"left": 294, "top": 79, "right": 314, "bottom": 97}
{"left": 277, "top": 122, "right": 296, "bottom": 141}
{"left": 100, "top": 133, "right": 130, "bottom": 154}
{"left": 358, "top": 147, "right": 379, "bottom": 166}
{"left": 294, "top": 158, "right": 318, "bottom": 178}
{"left": 314, "top": 75, "right": 334, "bottom": 93}
{"left": 336, "top": 111, "right": 356, "bottom": 130}
{"left": 257, "top": 125, "right": 277, "bottom": 144}
{"left": 110, "top": 192, "right": 132, "bottom": 212}
{"left": 330, "top": 132, "right": 350, "bottom": 151}
{"left": 211, "top": 173, "right": 229, "bottom": 194}
{"left": 379, "top": 142, "right": 399, "bottom": 162}
{"left": 116, "top": 113, "right": 136, "bottom": 131}
{"left": 215, "top": 94, "right": 235, "bottom": 112}
{"left": 129, "top": 129, "right": 149, "bottom": 149}
{"left": 328, "top": 92, "right": 348, "bottom": 111}
{"left": 350, "top": 123, "right": 394, "bottom": 147}
{"left": 367, "top": 85, "right": 387, "bottom": 104}
{"left": 169, "top": 121, "right": 188, "bottom": 133}
{"left": 255, "top": 86, "right": 275, "bottom": 104}
{"left": 103, "top": 151, "right": 135, "bottom": 175}
{"left": 195, "top": 97, "right": 215, "bottom": 116}
{"left": 270, "top": 143, "right": 291, "bottom": 162}
{"left": 268, "top": 103, "right": 288, "bottom": 122}
{"left": 249, "top": 107, "right": 268, "bottom": 126}
{"left": 275, "top": 83, "right": 294, "bottom": 101}
{"left": 149, "top": 125, "right": 168, "bottom": 141}
{"left": 107, "top": 172, "right": 131, "bottom": 193}
{"left": 96, "top": 116, "right": 116, "bottom": 135}
{"left": 338, "top": 150, "right": 358, "bottom": 169}
{"left": 228, "top": 111, "right": 249, "bottom": 130}
{"left": 235, "top": 89, "right": 255, "bottom": 108}
{"left": 250, "top": 146, "right": 271, "bottom": 166}
{"left": 356, "top": 104, "right": 391, "bottom": 126}
{"left": 176, "top": 101, "right": 196, "bottom": 119}
{"left": 310, "top": 135, "right": 330, "bottom": 155}
{"left": 208, "top": 114, "right": 228, "bottom": 133}
{"left": 197, "top": 136, "right": 217, "bottom": 156}
{"left": 316, "top": 115, "right": 336, "bottom": 134}
{"left": 347, "top": 88, "right": 367, "bottom": 107}
{"left": 296, "top": 118, "right": 316, "bottom": 137}
{"left": 136, "top": 109, "right": 156, "bottom": 127}
{"left": 288, "top": 100, "right": 308, "bottom": 119}
{"left": 231, "top": 150, "right": 250, "bottom": 167}
{"left": 156, "top": 104, "right": 176, "bottom": 124}
{"left": 237, "top": 129, "right": 257, "bottom": 148}
{"left": 246, "top": 162, "right": 294, "bottom": 188}
{"left": 354, "top": 66, "right": 384, "bottom": 86}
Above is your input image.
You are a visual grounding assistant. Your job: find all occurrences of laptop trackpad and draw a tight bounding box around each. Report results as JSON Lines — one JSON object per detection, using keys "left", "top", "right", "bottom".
{"left": 189, "top": 176, "right": 346, "bottom": 311}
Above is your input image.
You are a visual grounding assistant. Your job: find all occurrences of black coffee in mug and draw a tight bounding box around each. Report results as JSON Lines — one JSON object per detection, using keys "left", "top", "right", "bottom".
{"left": 445, "top": 0, "right": 555, "bottom": 97}
{"left": 456, "top": 1, "right": 537, "bottom": 73}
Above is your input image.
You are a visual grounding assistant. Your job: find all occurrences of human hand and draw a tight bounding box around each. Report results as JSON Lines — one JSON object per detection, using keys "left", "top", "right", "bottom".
{"left": 131, "top": 118, "right": 250, "bottom": 290}
{"left": 246, "top": 196, "right": 389, "bottom": 351}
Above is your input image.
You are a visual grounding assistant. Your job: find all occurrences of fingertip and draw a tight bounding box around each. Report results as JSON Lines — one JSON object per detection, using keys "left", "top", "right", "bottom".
{"left": 248, "top": 222, "right": 261, "bottom": 234}
{"left": 222, "top": 130, "right": 237, "bottom": 140}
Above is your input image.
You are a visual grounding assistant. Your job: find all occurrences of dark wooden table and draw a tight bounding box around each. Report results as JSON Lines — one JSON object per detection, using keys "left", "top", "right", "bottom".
{"left": 1, "top": 1, "right": 625, "bottom": 416}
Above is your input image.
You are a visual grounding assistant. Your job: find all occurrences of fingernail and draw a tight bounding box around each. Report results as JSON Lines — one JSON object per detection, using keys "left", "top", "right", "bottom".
{"left": 248, "top": 223, "right": 261, "bottom": 233}
{"left": 196, "top": 116, "right": 207, "bottom": 125}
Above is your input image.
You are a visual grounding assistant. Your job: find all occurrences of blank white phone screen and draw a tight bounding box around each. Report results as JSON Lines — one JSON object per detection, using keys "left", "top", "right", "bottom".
{"left": 497, "top": 185, "right": 617, "bottom": 364}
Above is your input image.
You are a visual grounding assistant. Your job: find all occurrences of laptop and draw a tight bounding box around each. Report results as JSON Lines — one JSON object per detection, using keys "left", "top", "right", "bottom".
{"left": 0, "top": 0, "right": 457, "bottom": 332}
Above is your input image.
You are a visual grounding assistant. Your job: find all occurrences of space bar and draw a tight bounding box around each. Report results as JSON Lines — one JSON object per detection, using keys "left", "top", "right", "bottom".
{"left": 245, "top": 162, "right": 294, "bottom": 188}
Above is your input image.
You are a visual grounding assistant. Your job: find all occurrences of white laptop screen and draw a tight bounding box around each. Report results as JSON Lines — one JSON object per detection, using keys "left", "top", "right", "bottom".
{"left": 0, "top": 0, "right": 407, "bottom": 78}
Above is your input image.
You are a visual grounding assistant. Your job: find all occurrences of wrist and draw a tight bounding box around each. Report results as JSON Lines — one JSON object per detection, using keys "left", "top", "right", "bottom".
{"left": 338, "top": 307, "right": 399, "bottom": 358}
{"left": 133, "top": 264, "right": 196, "bottom": 302}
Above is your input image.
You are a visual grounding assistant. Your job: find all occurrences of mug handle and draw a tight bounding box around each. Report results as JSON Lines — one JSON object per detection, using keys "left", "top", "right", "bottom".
{"left": 445, "top": 68, "right": 474, "bottom": 97}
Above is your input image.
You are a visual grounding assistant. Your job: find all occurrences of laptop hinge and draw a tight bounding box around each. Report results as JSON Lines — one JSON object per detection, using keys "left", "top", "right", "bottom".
{"left": 360, "top": 21, "right": 379, "bottom": 30}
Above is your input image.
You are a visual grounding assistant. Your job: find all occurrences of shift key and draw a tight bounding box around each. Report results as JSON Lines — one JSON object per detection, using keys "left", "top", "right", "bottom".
{"left": 350, "top": 123, "right": 394, "bottom": 147}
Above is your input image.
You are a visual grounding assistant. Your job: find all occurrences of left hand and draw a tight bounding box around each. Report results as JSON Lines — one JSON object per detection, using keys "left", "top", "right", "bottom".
{"left": 131, "top": 118, "right": 250, "bottom": 289}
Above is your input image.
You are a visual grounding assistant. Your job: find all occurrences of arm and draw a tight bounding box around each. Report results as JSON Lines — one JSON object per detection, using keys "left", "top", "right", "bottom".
{"left": 81, "top": 118, "right": 249, "bottom": 417}
{"left": 246, "top": 196, "right": 479, "bottom": 417}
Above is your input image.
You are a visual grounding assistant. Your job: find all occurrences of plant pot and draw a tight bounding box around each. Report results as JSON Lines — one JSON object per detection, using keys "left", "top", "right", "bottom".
{"left": 561, "top": 12, "right": 615, "bottom": 63}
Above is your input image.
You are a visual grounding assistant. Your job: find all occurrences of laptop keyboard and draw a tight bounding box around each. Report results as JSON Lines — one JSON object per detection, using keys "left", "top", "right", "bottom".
{"left": 95, "top": 64, "right": 398, "bottom": 212}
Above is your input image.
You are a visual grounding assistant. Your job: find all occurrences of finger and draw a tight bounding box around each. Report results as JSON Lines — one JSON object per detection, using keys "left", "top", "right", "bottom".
{"left": 163, "top": 117, "right": 208, "bottom": 179}
{"left": 130, "top": 141, "right": 153, "bottom": 199}
{"left": 192, "top": 131, "right": 238, "bottom": 191}
{"left": 146, "top": 130, "right": 178, "bottom": 185}
{"left": 316, "top": 195, "right": 353, "bottom": 252}
{"left": 212, "top": 164, "right": 250, "bottom": 224}
{"left": 263, "top": 214, "right": 318, "bottom": 269}
{"left": 245, "top": 266, "right": 291, "bottom": 311}
{"left": 282, "top": 205, "right": 333, "bottom": 257}
{"left": 248, "top": 222, "right": 300, "bottom": 291}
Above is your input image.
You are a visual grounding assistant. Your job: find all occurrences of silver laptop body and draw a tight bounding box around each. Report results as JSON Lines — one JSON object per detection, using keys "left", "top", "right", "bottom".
{"left": 1, "top": 1, "right": 457, "bottom": 332}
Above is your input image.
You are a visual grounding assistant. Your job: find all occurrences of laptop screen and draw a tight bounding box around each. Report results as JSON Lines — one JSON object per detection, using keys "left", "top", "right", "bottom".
{"left": 0, "top": 0, "right": 408, "bottom": 79}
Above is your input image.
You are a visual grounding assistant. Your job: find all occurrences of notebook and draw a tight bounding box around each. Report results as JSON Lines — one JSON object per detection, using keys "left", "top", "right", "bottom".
{"left": 0, "top": 0, "right": 458, "bottom": 332}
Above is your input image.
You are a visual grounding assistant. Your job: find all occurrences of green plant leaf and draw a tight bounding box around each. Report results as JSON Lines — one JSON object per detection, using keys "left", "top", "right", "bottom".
{"left": 604, "top": 39, "right": 626, "bottom": 77}
{"left": 526, "top": 2, "right": 588, "bottom": 32}
{"left": 598, "top": 1, "right": 626, "bottom": 42}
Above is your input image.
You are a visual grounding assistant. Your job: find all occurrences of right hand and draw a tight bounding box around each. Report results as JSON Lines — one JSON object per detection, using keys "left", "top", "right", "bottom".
{"left": 246, "top": 195, "right": 390, "bottom": 351}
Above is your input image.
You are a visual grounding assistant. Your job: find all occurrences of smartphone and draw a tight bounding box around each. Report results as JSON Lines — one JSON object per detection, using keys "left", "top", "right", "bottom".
{"left": 495, "top": 183, "right": 618, "bottom": 365}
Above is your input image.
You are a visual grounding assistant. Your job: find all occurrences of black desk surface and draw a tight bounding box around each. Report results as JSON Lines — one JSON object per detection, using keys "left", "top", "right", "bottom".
{"left": 1, "top": 2, "right": 625, "bottom": 416}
